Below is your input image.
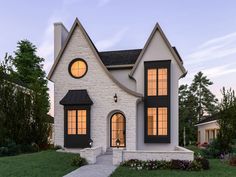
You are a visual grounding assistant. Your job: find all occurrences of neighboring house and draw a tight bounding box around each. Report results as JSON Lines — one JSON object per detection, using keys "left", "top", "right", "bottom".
{"left": 195, "top": 115, "right": 219, "bottom": 144}
{"left": 48, "top": 18, "right": 193, "bottom": 164}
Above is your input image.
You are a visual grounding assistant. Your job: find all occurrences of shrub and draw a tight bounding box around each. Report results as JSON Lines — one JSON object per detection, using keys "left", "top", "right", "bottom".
{"left": 121, "top": 158, "right": 209, "bottom": 171}
{"left": 202, "top": 139, "right": 223, "bottom": 158}
{"left": 195, "top": 157, "right": 210, "bottom": 170}
{"left": 229, "top": 156, "right": 236, "bottom": 166}
{"left": 71, "top": 154, "right": 87, "bottom": 167}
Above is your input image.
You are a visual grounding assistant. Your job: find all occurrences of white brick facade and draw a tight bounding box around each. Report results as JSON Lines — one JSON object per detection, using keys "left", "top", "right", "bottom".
{"left": 51, "top": 25, "right": 139, "bottom": 151}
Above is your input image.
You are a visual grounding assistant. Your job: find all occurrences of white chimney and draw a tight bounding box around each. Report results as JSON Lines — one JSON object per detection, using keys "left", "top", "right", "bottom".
{"left": 54, "top": 22, "right": 69, "bottom": 59}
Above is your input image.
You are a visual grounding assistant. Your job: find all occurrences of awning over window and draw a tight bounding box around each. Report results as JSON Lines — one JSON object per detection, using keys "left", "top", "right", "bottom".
{"left": 60, "top": 90, "right": 93, "bottom": 106}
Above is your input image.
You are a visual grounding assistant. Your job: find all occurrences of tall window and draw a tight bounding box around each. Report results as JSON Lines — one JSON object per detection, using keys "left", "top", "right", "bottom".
{"left": 147, "top": 108, "right": 157, "bottom": 135}
{"left": 147, "top": 69, "right": 157, "bottom": 96}
{"left": 68, "top": 110, "right": 76, "bottom": 135}
{"left": 111, "top": 113, "right": 125, "bottom": 147}
{"left": 144, "top": 61, "right": 170, "bottom": 143}
{"left": 77, "top": 110, "right": 87, "bottom": 135}
{"left": 67, "top": 109, "right": 87, "bottom": 135}
{"left": 158, "top": 107, "right": 168, "bottom": 135}
{"left": 158, "top": 68, "right": 167, "bottom": 95}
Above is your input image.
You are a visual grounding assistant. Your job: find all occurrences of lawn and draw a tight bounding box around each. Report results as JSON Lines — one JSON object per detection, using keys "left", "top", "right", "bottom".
{"left": 0, "top": 150, "right": 78, "bottom": 177}
{"left": 110, "top": 159, "right": 236, "bottom": 177}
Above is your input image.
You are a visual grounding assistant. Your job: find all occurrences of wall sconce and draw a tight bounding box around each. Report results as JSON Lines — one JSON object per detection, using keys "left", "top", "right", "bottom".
{"left": 89, "top": 138, "right": 93, "bottom": 148}
{"left": 114, "top": 93, "right": 118, "bottom": 103}
{"left": 116, "top": 138, "right": 120, "bottom": 148}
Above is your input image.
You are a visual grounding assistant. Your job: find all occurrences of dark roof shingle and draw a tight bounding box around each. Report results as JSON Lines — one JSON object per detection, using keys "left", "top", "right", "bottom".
{"left": 99, "top": 49, "right": 142, "bottom": 66}
{"left": 60, "top": 90, "right": 93, "bottom": 105}
{"left": 197, "top": 115, "right": 218, "bottom": 125}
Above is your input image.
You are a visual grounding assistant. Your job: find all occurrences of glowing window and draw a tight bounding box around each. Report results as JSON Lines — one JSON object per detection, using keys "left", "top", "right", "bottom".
{"left": 147, "top": 69, "right": 157, "bottom": 96}
{"left": 158, "top": 107, "right": 168, "bottom": 135}
{"left": 158, "top": 68, "right": 167, "bottom": 95}
{"left": 111, "top": 113, "right": 125, "bottom": 147}
{"left": 67, "top": 110, "right": 76, "bottom": 135}
{"left": 69, "top": 59, "right": 87, "bottom": 78}
{"left": 147, "top": 108, "right": 157, "bottom": 135}
{"left": 77, "top": 110, "right": 87, "bottom": 135}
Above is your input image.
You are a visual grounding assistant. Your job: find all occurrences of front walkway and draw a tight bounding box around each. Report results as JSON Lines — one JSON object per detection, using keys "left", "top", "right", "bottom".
{"left": 64, "top": 154, "right": 117, "bottom": 177}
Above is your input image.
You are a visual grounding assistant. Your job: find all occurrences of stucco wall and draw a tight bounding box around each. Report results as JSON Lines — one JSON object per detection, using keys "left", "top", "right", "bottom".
{"left": 51, "top": 25, "right": 139, "bottom": 151}
{"left": 109, "top": 69, "right": 136, "bottom": 91}
{"left": 197, "top": 121, "right": 219, "bottom": 144}
{"left": 133, "top": 30, "right": 182, "bottom": 150}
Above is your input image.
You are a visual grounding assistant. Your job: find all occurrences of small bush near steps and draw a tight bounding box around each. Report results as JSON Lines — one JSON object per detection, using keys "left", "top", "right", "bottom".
{"left": 71, "top": 154, "right": 88, "bottom": 167}
{"left": 121, "top": 157, "right": 210, "bottom": 171}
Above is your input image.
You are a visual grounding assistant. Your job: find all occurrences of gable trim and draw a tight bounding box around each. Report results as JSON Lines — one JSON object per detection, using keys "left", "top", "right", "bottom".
{"left": 129, "top": 23, "right": 187, "bottom": 77}
{"left": 47, "top": 18, "right": 142, "bottom": 98}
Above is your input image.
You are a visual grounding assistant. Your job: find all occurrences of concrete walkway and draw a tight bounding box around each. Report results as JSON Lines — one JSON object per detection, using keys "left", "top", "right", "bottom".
{"left": 64, "top": 154, "right": 117, "bottom": 177}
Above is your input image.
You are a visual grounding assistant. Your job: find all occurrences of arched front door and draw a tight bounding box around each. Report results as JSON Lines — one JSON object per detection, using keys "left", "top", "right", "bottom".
{"left": 110, "top": 113, "right": 126, "bottom": 147}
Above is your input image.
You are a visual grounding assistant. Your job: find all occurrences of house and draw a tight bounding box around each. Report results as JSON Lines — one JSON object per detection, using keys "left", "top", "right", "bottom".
{"left": 195, "top": 115, "right": 219, "bottom": 145}
{"left": 48, "top": 18, "right": 193, "bottom": 164}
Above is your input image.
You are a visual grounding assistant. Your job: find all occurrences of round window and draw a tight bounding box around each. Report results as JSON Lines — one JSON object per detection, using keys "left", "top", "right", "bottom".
{"left": 69, "top": 59, "right": 87, "bottom": 78}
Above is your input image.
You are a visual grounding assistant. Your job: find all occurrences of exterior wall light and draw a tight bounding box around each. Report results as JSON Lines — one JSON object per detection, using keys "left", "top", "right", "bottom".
{"left": 116, "top": 138, "right": 120, "bottom": 148}
{"left": 114, "top": 94, "right": 118, "bottom": 102}
{"left": 89, "top": 138, "right": 93, "bottom": 148}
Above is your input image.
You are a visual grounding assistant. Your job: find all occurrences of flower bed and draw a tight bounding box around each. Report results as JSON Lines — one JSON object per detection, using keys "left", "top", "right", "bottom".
{"left": 121, "top": 157, "right": 209, "bottom": 171}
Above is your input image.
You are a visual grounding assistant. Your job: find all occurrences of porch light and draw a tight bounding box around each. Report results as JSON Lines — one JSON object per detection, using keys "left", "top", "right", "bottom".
{"left": 116, "top": 138, "right": 120, "bottom": 148}
{"left": 114, "top": 94, "right": 118, "bottom": 102}
{"left": 89, "top": 139, "right": 93, "bottom": 148}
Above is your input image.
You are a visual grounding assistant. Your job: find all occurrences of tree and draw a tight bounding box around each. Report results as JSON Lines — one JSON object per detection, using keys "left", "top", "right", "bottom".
{"left": 12, "top": 40, "right": 50, "bottom": 146}
{"left": 217, "top": 87, "right": 236, "bottom": 154}
{"left": 179, "top": 84, "right": 198, "bottom": 145}
{"left": 190, "top": 72, "right": 218, "bottom": 121}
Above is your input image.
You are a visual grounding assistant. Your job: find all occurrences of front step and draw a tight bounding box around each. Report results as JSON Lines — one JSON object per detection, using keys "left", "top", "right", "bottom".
{"left": 105, "top": 147, "right": 113, "bottom": 155}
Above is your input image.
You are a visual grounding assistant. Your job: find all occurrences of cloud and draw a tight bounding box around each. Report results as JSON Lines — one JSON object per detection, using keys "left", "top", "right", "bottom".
{"left": 95, "top": 27, "right": 129, "bottom": 51}
{"left": 202, "top": 64, "right": 236, "bottom": 78}
{"left": 186, "top": 32, "right": 236, "bottom": 64}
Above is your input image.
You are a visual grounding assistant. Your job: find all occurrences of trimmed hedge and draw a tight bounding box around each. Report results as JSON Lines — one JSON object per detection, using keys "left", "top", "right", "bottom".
{"left": 71, "top": 154, "right": 87, "bottom": 167}
{"left": 121, "top": 157, "right": 210, "bottom": 171}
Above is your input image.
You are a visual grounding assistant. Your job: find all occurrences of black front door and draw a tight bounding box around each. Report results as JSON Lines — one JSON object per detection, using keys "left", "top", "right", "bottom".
{"left": 64, "top": 107, "right": 90, "bottom": 148}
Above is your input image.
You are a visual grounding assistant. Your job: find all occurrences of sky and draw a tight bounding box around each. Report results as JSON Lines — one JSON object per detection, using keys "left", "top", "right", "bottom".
{"left": 1, "top": 0, "right": 236, "bottom": 115}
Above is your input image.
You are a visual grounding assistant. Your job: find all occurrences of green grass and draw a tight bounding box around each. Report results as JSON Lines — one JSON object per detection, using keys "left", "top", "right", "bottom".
{"left": 111, "top": 159, "right": 236, "bottom": 177}
{"left": 0, "top": 150, "right": 78, "bottom": 177}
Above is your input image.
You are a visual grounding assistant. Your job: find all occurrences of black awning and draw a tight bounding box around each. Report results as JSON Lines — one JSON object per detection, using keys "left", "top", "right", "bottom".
{"left": 60, "top": 90, "right": 93, "bottom": 106}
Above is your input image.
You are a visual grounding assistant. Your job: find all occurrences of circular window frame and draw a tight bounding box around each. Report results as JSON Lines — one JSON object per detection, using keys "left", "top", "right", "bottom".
{"left": 68, "top": 58, "right": 88, "bottom": 79}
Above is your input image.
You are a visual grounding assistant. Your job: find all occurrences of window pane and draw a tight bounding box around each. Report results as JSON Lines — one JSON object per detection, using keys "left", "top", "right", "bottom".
{"left": 147, "top": 108, "right": 157, "bottom": 135}
{"left": 70, "top": 60, "right": 87, "bottom": 78}
{"left": 68, "top": 110, "right": 76, "bottom": 135}
{"left": 111, "top": 113, "right": 125, "bottom": 147}
{"left": 158, "top": 107, "right": 168, "bottom": 135}
{"left": 158, "top": 68, "right": 167, "bottom": 96}
{"left": 147, "top": 69, "right": 157, "bottom": 96}
{"left": 78, "top": 110, "right": 87, "bottom": 135}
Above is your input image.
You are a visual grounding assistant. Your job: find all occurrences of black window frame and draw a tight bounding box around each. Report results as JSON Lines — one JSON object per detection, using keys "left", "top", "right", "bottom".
{"left": 68, "top": 58, "right": 88, "bottom": 79}
{"left": 144, "top": 60, "right": 171, "bottom": 143}
{"left": 64, "top": 105, "right": 91, "bottom": 148}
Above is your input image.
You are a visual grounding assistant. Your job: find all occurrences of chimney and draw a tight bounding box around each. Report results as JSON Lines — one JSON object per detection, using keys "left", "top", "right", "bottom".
{"left": 54, "top": 22, "right": 69, "bottom": 59}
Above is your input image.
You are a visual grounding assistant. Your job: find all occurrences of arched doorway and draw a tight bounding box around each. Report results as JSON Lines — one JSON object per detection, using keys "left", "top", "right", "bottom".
{"left": 110, "top": 113, "right": 126, "bottom": 147}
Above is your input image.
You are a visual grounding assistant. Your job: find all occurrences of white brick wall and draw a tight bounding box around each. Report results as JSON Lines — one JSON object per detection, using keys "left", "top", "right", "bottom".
{"left": 51, "top": 25, "right": 139, "bottom": 151}
{"left": 113, "top": 146, "right": 194, "bottom": 165}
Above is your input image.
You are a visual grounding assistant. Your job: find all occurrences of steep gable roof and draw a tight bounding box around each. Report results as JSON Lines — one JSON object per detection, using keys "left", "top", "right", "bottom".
{"left": 47, "top": 18, "right": 142, "bottom": 97}
{"left": 129, "top": 23, "right": 187, "bottom": 77}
